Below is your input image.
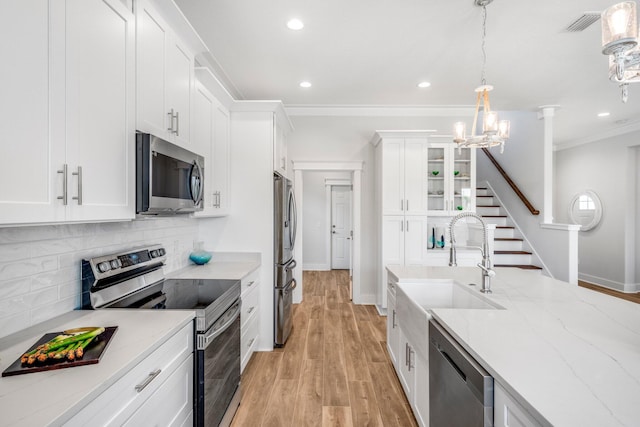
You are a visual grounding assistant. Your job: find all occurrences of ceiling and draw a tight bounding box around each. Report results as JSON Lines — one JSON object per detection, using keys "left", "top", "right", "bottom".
{"left": 175, "top": 0, "right": 640, "bottom": 146}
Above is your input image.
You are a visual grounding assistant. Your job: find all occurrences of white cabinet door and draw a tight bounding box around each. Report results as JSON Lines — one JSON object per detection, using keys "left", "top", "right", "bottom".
{"left": 166, "top": 38, "right": 193, "bottom": 149}
{"left": 136, "top": 0, "right": 194, "bottom": 148}
{"left": 136, "top": 0, "right": 169, "bottom": 139}
{"left": 404, "top": 139, "right": 428, "bottom": 216}
{"left": 386, "top": 285, "right": 400, "bottom": 369}
{"left": 0, "top": 0, "right": 65, "bottom": 224}
{"left": 404, "top": 217, "right": 428, "bottom": 266}
{"left": 212, "top": 102, "right": 230, "bottom": 214}
{"left": 66, "top": 0, "right": 135, "bottom": 222}
{"left": 494, "top": 382, "right": 542, "bottom": 427}
{"left": 382, "top": 139, "right": 404, "bottom": 215}
{"left": 382, "top": 216, "right": 404, "bottom": 265}
{"left": 428, "top": 142, "right": 476, "bottom": 215}
{"left": 123, "top": 354, "right": 194, "bottom": 427}
{"left": 413, "top": 351, "right": 429, "bottom": 427}
{"left": 398, "top": 328, "right": 415, "bottom": 400}
{"left": 274, "top": 119, "right": 287, "bottom": 177}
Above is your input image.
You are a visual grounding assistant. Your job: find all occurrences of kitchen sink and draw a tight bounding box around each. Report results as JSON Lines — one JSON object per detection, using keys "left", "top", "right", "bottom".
{"left": 399, "top": 279, "right": 504, "bottom": 311}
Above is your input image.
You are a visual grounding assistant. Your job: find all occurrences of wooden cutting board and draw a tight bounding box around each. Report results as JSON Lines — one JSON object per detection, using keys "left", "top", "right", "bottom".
{"left": 1, "top": 326, "right": 118, "bottom": 377}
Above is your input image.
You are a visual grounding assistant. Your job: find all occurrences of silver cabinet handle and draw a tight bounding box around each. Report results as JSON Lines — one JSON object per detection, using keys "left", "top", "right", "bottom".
{"left": 247, "top": 306, "right": 255, "bottom": 314}
{"left": 57, "top": 164, "right": 68, "bottom": 205}
{"left": 405, "top": 342, "right": 409, "bottom": 366}
{"left": 392, "top": 309, "right": 397, "bottom": 328}
{"left": 408, "top": 347, "right": 414, "bottom": 371}
{"left": 135, "top": 369, "right": 162, "bottom": 392}
{"left": 406, "top": 200, "right": 409, "bottom": 211}
{"left": 247, "top": 280, "right": 255, "bottom": 287}
{"left": 72, "top": 166, "right": 82, "bottom": 205}
{"left": 175, "top": 111, "right": 180, "bottom": 136}
{"left": 406, "top": 220, "right": 409, "bottom": 232}
{"left": 247, "top": 338, "right": 255, "bottom": 348}
{"left": 167, "top": 108, "right": 175, "bottom": 132}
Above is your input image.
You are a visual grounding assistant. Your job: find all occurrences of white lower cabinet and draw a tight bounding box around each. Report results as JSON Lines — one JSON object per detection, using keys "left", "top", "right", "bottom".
{"left": 240, "top": 269, "right": 260, "bottom": 372}
{"left": 397, "top": 327, "right": 430, "bottom": 427}
{"left": 494, "top": 382, "right": 542, "bottom": 427}
{"left": 66, "top": 322, "right": 193, "bottom": 426}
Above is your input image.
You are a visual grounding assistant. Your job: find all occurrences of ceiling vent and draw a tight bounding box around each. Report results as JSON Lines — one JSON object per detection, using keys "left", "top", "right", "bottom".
{"left": 564, "top": 12, "right": 601, "bottom": 32}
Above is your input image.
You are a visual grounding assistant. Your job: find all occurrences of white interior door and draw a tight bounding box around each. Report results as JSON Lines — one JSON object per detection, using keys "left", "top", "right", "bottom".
{"left": 331, "top": 186, "right": 352, "bottom": 269}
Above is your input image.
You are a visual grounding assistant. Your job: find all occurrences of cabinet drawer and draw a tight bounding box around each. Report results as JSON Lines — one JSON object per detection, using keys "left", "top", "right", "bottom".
{"left": 241, "top": 268, "right": 260, "bottom": 295}
{"left": 66, "top": 322, "right": 194, "bottom": 426}
{"left": 123, "top": 354, "right": 193, "bottom": 427}
{"left": 241, "top": 283, "right": 259, "bottom": 329}
{"left": 240, "top": 313, "right": 259, "bottom": 373}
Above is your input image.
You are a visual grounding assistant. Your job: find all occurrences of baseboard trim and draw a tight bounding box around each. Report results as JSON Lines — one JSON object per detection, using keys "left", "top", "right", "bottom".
{"left": 579, "top": 273, "right": 637, "bottom": 293}
{"left": 353, "top": 293, "right": 377, "bottom": 305}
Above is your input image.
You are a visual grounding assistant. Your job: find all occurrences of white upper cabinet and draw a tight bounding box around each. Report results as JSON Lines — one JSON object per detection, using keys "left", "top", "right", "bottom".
{"left": 274, "top": 120, "right": 288, "bottom": 178}
{"left": 380, "top": 137, "right": 429, "bottom": 216}
{"left": 193, "top": 76, "right": 230, "bottom": 217}
{"left": 65, "top": 0, "right": 135, "bottom": 222}
{"left": 0, "top": 0, "right": 135, "bottom": 225}
{"left": 136, "top": 0, "right": 195, "bottom": 150}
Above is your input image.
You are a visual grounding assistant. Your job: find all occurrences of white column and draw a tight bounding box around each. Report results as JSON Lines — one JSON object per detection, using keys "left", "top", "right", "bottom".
{"left": 540, "top": 107, "right": 556, "bottom": 224}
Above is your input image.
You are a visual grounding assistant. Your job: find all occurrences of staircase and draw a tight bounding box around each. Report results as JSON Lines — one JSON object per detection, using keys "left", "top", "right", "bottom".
{"left": 476, "top": 187, "right": 542, "bottom": 271}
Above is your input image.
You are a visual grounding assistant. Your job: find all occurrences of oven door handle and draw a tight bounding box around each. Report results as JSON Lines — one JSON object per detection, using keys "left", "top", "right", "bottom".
{"left": 139, "top": 293, "right": 167, "bottom": 309}
{"left": 201, "top": 302, "right": 241, "bottom": 348}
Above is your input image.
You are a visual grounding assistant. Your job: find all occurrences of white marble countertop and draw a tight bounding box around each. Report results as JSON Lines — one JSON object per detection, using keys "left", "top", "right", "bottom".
{"left": 386, "top": 265, "right": 640, "bottom": 427}
{"left": 167, "top": 251, "right": 260, "bottom": 281}
{"left": 0, "top": 309, "right": 194, "bottom": 427}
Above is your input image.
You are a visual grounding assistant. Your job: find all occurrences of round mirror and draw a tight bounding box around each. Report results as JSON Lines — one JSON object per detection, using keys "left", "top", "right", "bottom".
{"left": 568, "top": 190, "right": 602, "bottom": 231}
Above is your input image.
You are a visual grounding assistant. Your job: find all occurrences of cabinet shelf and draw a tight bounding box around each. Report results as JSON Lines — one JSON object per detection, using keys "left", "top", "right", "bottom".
{"left": 428, "top": 195, "right": 444, "bottom": 198}
{"left": 454, "top": 160, "right": 471, "bottom": 163}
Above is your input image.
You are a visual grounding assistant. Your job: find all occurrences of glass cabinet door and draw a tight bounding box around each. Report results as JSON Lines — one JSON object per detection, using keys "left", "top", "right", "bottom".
{"left": 452, "top": 147, "right": 472, "bottom": 212}
{"left": 427, "top": 146, "right": 447, "bottom": 213}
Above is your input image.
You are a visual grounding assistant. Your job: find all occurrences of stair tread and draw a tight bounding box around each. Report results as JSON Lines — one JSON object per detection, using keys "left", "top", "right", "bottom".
{"left": 496, "top": 226, "right": 514, "bottom": 229}
{"left": 476, "top": 195, "right": 493, "bottom": 198}
{"left": 495, "top": 250, "right": 532, "bottom": 255}
{"left": 476, "top": 187, "right": 487, "bottom": 190}
{"left": 476, "top": 205, "right": 501, "bottom": 208}
{"left": 482, "top": 215, "right": 507, "bottom": 218}
{"left": 495, "top": 264, "right": 543, "bottom": 270}
{"left": 495, "top": 238, "right": 523, "bottom": 241}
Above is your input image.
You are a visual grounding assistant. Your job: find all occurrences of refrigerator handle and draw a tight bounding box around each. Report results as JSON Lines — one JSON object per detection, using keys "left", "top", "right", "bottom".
{"left": 290, "top": 278, "right": 297, "bottom": 290}
{"left": 289, "top": 188, "right": 297, "bottom": 251}
{"left": 287, "top": 259, "right": 297, "bottom": 271}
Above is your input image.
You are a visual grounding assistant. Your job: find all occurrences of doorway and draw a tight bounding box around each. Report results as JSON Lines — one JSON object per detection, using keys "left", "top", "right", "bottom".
{"left": 330, "top": 185, "right": 352, "bottom": 270}
{"left": 292, "top": 161, "right": 363, "bottom": 304}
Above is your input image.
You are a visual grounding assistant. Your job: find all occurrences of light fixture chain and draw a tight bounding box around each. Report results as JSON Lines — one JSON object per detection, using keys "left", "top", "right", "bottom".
{"left": 481, "top": 5, "right": 487, "bottom": 86}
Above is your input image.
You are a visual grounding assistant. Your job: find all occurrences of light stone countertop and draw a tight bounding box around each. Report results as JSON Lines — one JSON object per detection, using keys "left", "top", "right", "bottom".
{"left": 167, "top": 251, "right": 261, "bottom": 281}
{"left": 0, "top": 309, "right": 194, "bottom": 427}
{"left": 386, "top": 265, "right": 640, "bottom": 427}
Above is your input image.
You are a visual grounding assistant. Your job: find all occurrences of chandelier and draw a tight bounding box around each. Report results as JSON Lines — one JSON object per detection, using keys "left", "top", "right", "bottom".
{"left": 601, "top": 1, "right": 640, "bottom": 102}
{"left": 453, "top": 0, "right": 510, "bottom": 153}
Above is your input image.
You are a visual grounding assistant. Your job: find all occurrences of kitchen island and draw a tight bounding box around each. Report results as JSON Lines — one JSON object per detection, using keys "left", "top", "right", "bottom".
{"left": 0, "top": 309, "right": 194, "bottom": 427}
{"left": 387, "top": 265, "right": 640, "bottom": 427}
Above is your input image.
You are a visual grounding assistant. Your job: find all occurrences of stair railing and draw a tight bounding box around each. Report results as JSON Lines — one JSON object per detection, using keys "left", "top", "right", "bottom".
{"left": 481, "top": 148, "right": 540, "bottom": 216}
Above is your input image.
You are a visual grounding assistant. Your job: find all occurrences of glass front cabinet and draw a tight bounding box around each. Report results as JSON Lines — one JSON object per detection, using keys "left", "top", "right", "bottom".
{"left": 427, "top": 140, "right": 476, "bottom": 216}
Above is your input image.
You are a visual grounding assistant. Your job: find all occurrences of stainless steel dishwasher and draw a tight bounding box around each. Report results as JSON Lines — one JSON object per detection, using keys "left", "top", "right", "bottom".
{"left": 429, "top": 320, "right": 494, "bottom": 427}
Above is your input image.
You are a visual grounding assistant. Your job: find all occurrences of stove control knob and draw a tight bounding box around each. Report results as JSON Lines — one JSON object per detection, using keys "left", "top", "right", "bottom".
{"left": 97, "top": 261, "right": 111, "bottom": 273}
{"left": 150, "top": 250, "right": 159, "bottom": 258}
{"left": 158, "top": 248, "right": 166, "bottom": 256}
{"left": 110, "top": 259, "right": 121, "bottom": 269}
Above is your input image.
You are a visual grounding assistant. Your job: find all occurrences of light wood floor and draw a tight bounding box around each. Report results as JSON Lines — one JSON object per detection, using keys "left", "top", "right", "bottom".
{"left": 231, "top": 270, "right": 417, "bottom": 427}
{"left": 579, "top": 280, "right": 640, "bottom": 305}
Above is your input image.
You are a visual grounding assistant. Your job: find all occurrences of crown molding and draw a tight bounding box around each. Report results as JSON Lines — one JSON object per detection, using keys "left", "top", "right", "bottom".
{"left": 284, "top": 105, "right": 476, "bottom": 117}
{"left": 555, "top": 121, "right": 640, "bottom": 151}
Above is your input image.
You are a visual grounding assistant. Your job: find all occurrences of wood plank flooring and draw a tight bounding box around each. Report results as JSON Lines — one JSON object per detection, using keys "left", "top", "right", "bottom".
{"left": 231, "top": 270, "right": 417, "bottom": 427}
{"left": 579, "top": 280, "right": 640, "bottom": 305}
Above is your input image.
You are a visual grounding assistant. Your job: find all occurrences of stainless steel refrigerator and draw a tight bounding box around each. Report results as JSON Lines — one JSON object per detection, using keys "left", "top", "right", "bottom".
{"left": 274, "top": 172, "right": 297, "bottom": 346}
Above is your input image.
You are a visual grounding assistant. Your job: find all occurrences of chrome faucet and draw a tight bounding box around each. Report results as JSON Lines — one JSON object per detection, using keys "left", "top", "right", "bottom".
{"left": 448, "top": 212, "right": 495, "bottom": 293}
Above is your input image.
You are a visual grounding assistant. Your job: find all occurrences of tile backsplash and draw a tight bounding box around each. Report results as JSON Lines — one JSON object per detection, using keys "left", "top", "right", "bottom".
{"left": 0, "top": 217, "right": 200, "bottom": 339}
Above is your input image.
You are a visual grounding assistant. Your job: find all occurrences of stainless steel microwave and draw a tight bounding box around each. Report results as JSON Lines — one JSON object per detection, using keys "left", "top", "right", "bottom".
{"left": 136, "top": 133, "right": 204, "bottom": 215}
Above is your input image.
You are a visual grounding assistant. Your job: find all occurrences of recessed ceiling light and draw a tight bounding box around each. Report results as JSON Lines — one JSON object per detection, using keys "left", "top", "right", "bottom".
{"left": 597, "top": 112, "right": 610, "bottom": 117}
{"left": 287, "top": 19, "right": 304, "bottom": 30}
{"left": 299, "top": 81, "right": 312, "bottom": 88}
{"left": 418, "top": 81, "right": 431, "bottom": 88}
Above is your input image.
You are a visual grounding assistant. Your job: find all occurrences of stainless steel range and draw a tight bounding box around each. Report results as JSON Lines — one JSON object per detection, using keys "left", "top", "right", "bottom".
{"left": 82, "top": 244, "right": 241, "bottom": 427}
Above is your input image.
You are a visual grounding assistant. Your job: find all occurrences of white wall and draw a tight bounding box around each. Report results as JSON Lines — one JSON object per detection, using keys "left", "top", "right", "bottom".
{"left": 287, "top": 115, "right": 461, "bottom": 302}
{"left": 0, "top": 217, "right": 200, "bottom": 339}
{"left": 555, "top": 132, "right": 640, "bottom": 291}
{"left": 302, "top": 171, "right": 350, "bottom": 270}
